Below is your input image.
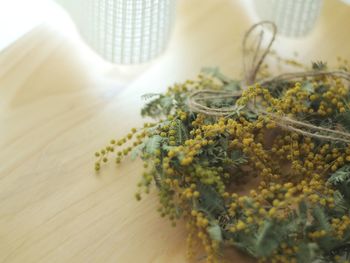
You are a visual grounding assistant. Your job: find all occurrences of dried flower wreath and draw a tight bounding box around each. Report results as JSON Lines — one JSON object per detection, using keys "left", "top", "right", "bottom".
{"left": 95, "top": 22, "right": 350, "bottom": 263}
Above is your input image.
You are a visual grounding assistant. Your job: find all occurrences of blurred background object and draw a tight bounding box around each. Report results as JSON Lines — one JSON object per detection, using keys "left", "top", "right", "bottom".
{"left": 1, "top": 0, "right": 343, "bottom": 66}
{"left": 252, "top": 0, "right": 324, "bottom": 37}
{"left": 55, "top": 0, "right": 176, "bottom": 64}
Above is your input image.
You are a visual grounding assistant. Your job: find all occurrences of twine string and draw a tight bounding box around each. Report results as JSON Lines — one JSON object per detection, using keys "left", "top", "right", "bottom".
{"left": 188, "top": 21, "right": 350, "bottom": 144}
{"left": 243, "top": 21, "right": 277, "bottom": 85}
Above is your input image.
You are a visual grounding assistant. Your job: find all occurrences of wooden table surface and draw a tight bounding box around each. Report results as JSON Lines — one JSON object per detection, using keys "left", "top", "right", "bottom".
{"left": 1, "top": 0, "right": 350, "bottom": 262}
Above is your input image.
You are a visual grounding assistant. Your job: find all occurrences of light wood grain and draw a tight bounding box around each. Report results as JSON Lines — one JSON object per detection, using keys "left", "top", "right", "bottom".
{"left": 1, "top": 0, "right": 350, "bottom": 262}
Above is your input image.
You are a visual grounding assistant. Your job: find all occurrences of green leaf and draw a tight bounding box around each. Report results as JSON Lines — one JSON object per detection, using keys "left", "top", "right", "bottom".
{"left": 312, "top": 206, "right": 331, "bottom": 231}
{"left": 223, "top": 81, "right": 241, "bottom": 92}
{"left": 319, "top": 237, "right": 343, "bottom": 256}
{"left": 283, "top": 212, "right": 300, "bottom": 234}
{"left": 333, "top": 190, "right": 349, "bottom": 214}
{"left": 327, "top": 165, "right": 350, "bottom": 201}
{"left": 145, "top": 135, "right": 163, "bottom": 154}
{"left": 174, "top": 119, "right": 188, "bottom": 144}
{"left": 141, "top": 95, "right": 174, "bottom": 118}
{"left": 196, "top": 183, "right": 226, "bottom": 217}
{"left": 232, "top": 236, "right": 257, "bottom": 257}
{"left": 160, "top": 97, "right": 174, "bottom": 111}
{"left": 207, "top": 223, "right": 223, "bottom": 242}
{"left": 254, "top": 220, "right": 281, "bottom": 257}
{"left": 302, "top": 81, "right": 314, "bottom": 93}
{"left": 343, "top": 228, "right": 350, "bottom": 241}
{"left": 327, "top": 165, "right": 350, "bottom": 185}
{"left": 297, "top": 243, "right": 319, "bottom": 263}
{"left": 201, "top": 67, "right": 232, "bottom": 83}
{"left": 310, "top": 207, "right": 340, "bottom": 253}
{"left": 141, "top": 93, "right": 161, "bottom": 100}
{"left": 130, "top": 142, "right": 145, "bottom": 160}
{"left": 230, "top": 150, "right": 248, "bottom": 167}
{"left": 336, "top": 111, "right": 350, "bottom": 132}
{"left": 298, "top": 200, "right": 308, "bottom": 221}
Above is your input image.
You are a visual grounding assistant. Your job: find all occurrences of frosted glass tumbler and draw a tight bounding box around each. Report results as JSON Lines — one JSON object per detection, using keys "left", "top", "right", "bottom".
{"left": 253, "top": 0, "right": 323, "bottom": 37}
{"left": 56, "top": 0, "right": 176, "bottom": 64}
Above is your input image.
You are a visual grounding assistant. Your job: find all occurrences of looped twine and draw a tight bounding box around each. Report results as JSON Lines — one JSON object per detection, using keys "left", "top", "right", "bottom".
{"left": 188, "top": 21, "right": 350, "bottom": 144}
{"left": 243, "top": 21, "right": 277, "bottom": 85}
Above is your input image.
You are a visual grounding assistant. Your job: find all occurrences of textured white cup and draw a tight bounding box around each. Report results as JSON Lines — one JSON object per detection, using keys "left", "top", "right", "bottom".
{"left": 56, "top": 0, "right": 176, "bottom": 64}
{"left": 253, "top": 0, "right": 324, "bottom": 37}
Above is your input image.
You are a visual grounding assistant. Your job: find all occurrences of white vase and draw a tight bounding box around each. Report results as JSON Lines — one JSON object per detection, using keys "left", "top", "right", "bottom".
{"left": 253, "top": 0, "right": 324, "bottom": 37}
{"left": 56, "top": 0, "right": 176, "bottom": 64}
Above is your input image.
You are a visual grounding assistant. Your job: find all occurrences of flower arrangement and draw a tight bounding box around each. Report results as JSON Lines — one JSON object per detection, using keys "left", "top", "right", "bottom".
{"left": 95, "top": 22, "right": 350, "bottom": 263}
